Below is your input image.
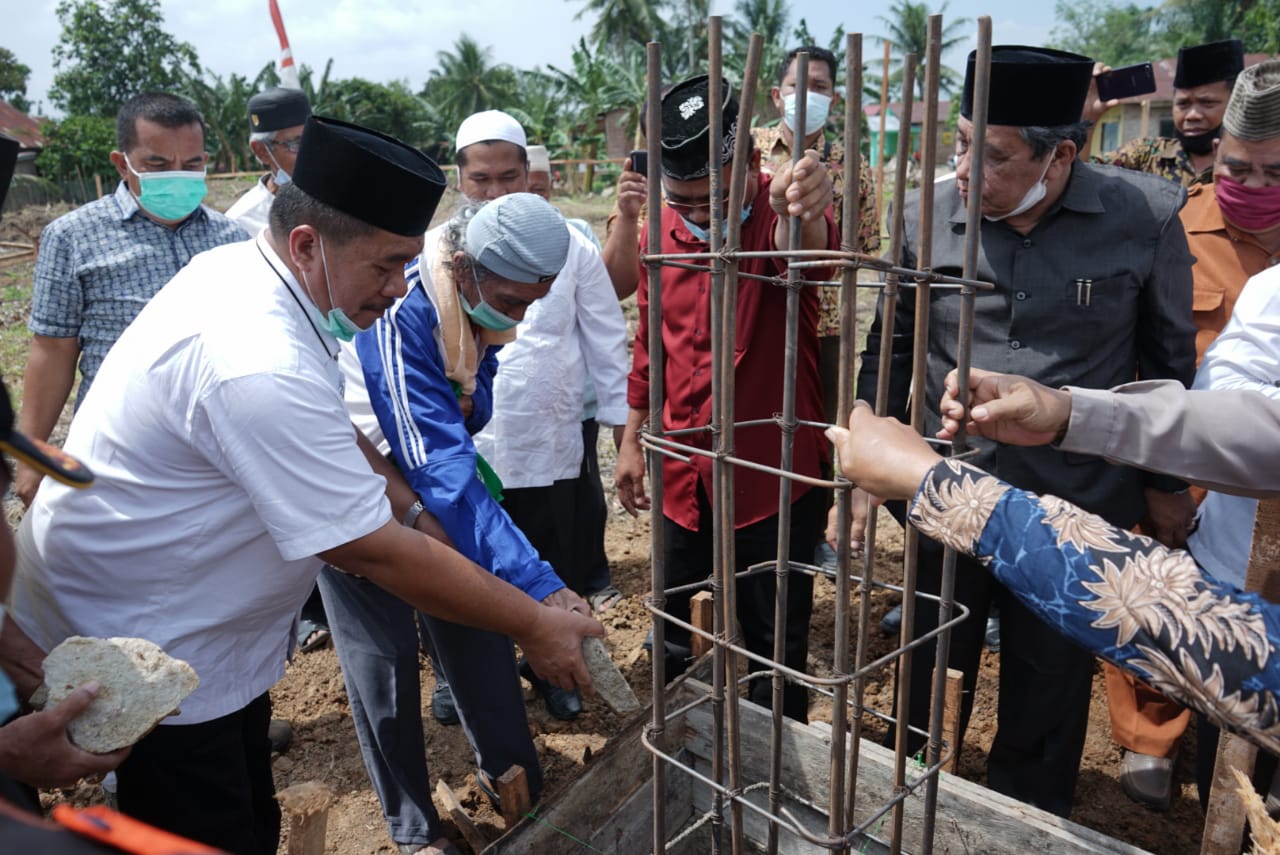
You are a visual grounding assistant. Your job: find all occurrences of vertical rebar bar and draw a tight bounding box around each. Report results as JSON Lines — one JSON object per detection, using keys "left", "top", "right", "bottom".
{"left": 832, "top": 33, "right": 863, "bottom": 852}
{"left": 913, "top": 15, "right": 945, "bottom": 853}
{"left": 886, "top": 53, "right": 917, "bottom": 855}
{"left": 706, "top": 21, "right": 728, "bottom": 854}
{"left": 765, "top": 51, "right": 808, "bottom": 855}
{"left": 722, "top": 32, "right": 765, "bottom": 855}
{"left": 646, "top": 38, "right": 669, "bottom": 855}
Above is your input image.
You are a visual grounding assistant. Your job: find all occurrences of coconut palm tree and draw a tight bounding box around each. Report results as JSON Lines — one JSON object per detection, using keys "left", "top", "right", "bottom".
{"left": 874, "top": 0, "right": 970, "bottom": 101}
{"left": 422, "top": 34, "right": 518, "bottom": 148}
{"left": 570, "top": 0, "right": 659, "bottom": 54}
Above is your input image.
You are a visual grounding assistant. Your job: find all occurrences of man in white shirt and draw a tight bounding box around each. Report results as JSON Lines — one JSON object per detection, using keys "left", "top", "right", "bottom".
{"left": 3, "top": 116, "right": 601, "bottom": 855}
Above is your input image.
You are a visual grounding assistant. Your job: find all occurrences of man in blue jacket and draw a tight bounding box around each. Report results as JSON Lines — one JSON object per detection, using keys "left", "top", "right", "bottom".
{"left": 324, "top": 192, "right": 577, "bottom": 855}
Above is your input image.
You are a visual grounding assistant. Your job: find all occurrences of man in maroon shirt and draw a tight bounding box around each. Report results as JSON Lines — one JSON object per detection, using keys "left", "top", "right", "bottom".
{"left": 608, "top": 75, "right": 838, "bottom": 721}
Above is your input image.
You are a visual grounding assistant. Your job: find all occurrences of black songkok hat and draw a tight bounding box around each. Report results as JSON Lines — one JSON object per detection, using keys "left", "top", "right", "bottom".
{"left": 292, "top": 116, "right": 446, "bottom": 237}
{"left": 0, "top": 134, "right": 17, "bottom": 215}
{"left": 659, "top": 75, "right": 739, "bottom": 181}
{"left": 248, "top": 87, "right": 312, "bottom": 132}
{"left": 962, "top": 46, "right": 1094, "bottom": 127}
{"left": 1174, "top": 39, "right": 1245, "bottom": 90}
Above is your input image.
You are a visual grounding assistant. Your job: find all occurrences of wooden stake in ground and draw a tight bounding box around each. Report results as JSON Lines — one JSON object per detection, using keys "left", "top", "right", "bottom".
{"left": 497, "top": 765, "right": 532, "bottom": 829}
{"left": 690, "top": 591, "right": 714, "bottom": 657}
{"left": 275, "top": 781, "right": 334, "bottom": 855}
{"left": 1201, "top": 498, "right": 1280, "bottom": 855}
{"left": 434, "top": 780, "right": 490, "bottom": 853}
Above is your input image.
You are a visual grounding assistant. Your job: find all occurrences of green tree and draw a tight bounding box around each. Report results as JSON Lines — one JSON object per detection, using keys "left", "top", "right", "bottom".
{"left": 874, "top": 0, "right": 969, "bottom": 101}
{"left": 570, "top": 0, "right": 660, "bottom": 55}
{"left": 726, "top": 0, "right": 792, "bottom": 123}
{"left": 549, "top": 38, "right": 614, "bottom": 192}
{"left": 180, "top": 64, "right": 277, "bottom": 173}
{"left": 33, "top": 114, "right": 117, "bottom": 186}
{"left": 421, "top": 34, "right": 518, "bottom": 150}
{"left": 0, "top": 47, "right": 31, "bottom": 112}
{"left": 1242, "top": 0, "right": 1280, "bottom": 53}
{"left": 326, "top": 78, "right": 432, "bottom": 148}
{"left": 49, "top": 0, "right": 199, "bottom": 119}
{"left": 1048, "top": 0, "right": 1160, "bottom": 65}
{"left": 1153, "top": 0, "right": 1256, "bottom": 54}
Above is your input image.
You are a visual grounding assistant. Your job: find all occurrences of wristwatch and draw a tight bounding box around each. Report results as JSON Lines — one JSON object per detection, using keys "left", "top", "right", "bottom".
{"left": 403, "top": 499, "right": 425, "bottom": 528}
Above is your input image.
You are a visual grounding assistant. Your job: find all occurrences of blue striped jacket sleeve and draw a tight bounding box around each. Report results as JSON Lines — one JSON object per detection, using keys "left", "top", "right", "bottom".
{"left": 354, "top": 282, "right": 565, "bottom": 603}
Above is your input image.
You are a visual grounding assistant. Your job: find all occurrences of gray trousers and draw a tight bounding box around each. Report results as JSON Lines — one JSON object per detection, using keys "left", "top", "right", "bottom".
{"left": 318, "top": 566, "right": 543, "bottom": 846}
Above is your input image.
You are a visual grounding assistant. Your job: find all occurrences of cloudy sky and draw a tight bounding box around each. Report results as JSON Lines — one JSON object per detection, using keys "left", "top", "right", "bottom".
{"left": 9, "top": 0, "right": 1055, "bottom": 115}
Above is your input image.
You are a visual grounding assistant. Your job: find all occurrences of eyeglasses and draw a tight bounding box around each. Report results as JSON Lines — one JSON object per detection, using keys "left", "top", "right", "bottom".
{"left": 267, "top": 137, "right": 303, "bottom": 154}
{"left": 661, "top": 176, "right": 749, "bottom": 217}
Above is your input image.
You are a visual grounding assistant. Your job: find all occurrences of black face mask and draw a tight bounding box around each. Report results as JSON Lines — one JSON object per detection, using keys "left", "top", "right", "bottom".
{"left": 1176, "top": 124, "right": 1222, "bottom": 156}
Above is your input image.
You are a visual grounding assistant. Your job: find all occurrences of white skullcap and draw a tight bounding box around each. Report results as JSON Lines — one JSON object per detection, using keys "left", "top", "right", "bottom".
{"left": 455, "top": 110, "right": 526, "bottom": 153}
{"left": 526, "top": 144, "right": 551, "bottom": 173}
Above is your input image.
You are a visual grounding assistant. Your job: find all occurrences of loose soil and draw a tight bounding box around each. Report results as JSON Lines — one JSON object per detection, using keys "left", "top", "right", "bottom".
{"left": 9, "top": 189, "right": 1209, "bottom": 854}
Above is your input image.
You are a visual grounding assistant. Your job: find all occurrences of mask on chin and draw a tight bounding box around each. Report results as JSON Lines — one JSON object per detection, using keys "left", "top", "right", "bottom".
{"left": 460, "top": 262, "right": 521, "bottom": 331}
{"left": 266, "top": 149, "right": 292, "bottom": 186}
{"left": 1176, "top": 125, "right": 1221, "bottom": 157}
{"left": 680, "top": 204, "right": 753, "bottom": 242}
{"left": 298, "top": 235, "right": 364, "bottom": 342}
{"left": 984, "top": 154, "right": 1054, "bottom": 222}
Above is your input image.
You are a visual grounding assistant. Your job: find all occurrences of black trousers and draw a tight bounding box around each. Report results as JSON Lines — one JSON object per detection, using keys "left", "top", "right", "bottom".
{"left": 896, "top": 535, "right": 1094, "bottom": 817}
{"left": 115, "top": 692, "right": 279, "bottom": 855}
{"left": 501, "top": 421, "right": 612, "bottom": 598}
{"left": 661, "top": 484, "right": 826, "bottom": 722}
{"left": 572, "top": 419, "right": 612, "bottom": 596}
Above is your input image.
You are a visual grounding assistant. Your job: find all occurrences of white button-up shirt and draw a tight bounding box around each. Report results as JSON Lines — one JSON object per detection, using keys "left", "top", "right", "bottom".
{"left": 472, "top": 227, "right": 628, "bottom": 489}
{"left": 12, "top": 235, "right": 391, "bottom": 723}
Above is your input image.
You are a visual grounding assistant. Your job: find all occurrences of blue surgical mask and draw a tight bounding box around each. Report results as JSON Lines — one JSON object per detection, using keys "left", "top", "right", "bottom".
{"left": 783, "top": 90, "right": 832, "bottom": 137}
{"left": 301, "top": 235, "right": 363, "bottom": 342}
{"left": 266, "top": 149, "right": 292, "bottom": 187}
{"left": 124, "top": 154, "right": 207, "bottom": 221}
{"left": 679, "top": 203, "right": 753, "bottom": 242}
{"left": 460, "top": 262, "right": 520, "bottom": 331}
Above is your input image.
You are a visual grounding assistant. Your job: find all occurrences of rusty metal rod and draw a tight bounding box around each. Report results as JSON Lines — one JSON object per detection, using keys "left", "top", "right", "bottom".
{"left": 887, "top": 51, "right": 918, "bottom": 855}
{"left": 644, "top": 38, "right": 669, "bottom": 854}
{"left": 706, "top": 19, "right": 728, "bottom": 854}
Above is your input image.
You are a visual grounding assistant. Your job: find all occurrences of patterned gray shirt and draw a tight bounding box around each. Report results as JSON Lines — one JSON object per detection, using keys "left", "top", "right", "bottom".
{"left": 29, "top": 182, "right": 247, "bottom": 407}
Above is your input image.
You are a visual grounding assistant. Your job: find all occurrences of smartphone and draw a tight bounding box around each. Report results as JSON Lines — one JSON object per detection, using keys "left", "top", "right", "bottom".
{"left": 1096, "top": 62, "right": 1157, "bottom": 102}
{"left": 628, "top": 149, "right": 648, "bottom": 177}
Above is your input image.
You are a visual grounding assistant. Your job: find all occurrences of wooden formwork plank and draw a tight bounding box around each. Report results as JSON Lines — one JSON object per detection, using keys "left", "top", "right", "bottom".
{"left": 483, "top": 698, "right": 688, "bottom": 854}
{"left": 683, "top": 679, "right": 1148, "bottom": 854}
{"left": 1201, "top": 498, "right": 1280, "bottom": 854}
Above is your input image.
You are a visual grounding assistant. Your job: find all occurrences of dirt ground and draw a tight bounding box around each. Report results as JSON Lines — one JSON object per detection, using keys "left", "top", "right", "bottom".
{"left": 234, "top": 499, "right": 1208, "bottom": 855}
{"left": 3, "top": 189, "right": 1211, "bottom": 853}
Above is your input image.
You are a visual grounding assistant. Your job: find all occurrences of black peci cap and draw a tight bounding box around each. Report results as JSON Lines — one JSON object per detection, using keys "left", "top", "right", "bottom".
{"left": 248, "top": 87, "right": 312, "bottom": 132}
{"left": 962, "top": 46, "right": 1095, "bottom": 127}
{"left": 1174, "top": 39, "right": 1245, "bottom": 90}
{"left": 291, "top": 116, "right": 447, "bottom": 237}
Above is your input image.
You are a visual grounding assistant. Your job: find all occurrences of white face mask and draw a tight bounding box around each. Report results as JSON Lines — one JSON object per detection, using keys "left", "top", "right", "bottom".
{"left": 782, "top": 90, "right": 832, "bottom": 137}
{"left": 985, "top": 152, "right": 1054, "bottom": 222}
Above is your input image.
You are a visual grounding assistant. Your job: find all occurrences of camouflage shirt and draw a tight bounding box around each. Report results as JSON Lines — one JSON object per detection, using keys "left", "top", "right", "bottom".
{"left": 1093, "top": 136, "right": 1212, "bottom": 188}
{"left": 752, "top": 124, "right": 882, "bottom": 336}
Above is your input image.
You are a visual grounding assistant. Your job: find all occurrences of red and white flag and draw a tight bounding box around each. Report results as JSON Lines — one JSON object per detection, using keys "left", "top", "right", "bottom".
{"left": 269, "top": 0, "right": 301, "bottom": 90}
